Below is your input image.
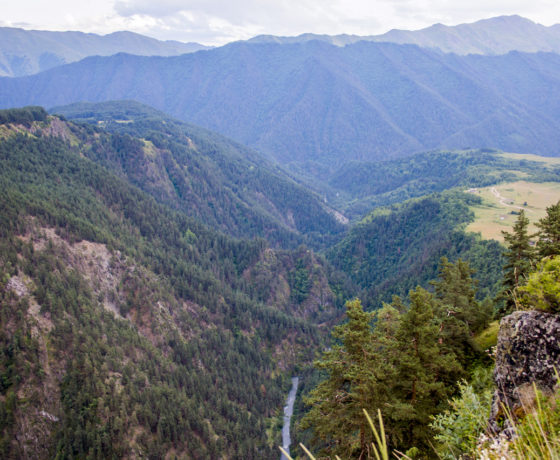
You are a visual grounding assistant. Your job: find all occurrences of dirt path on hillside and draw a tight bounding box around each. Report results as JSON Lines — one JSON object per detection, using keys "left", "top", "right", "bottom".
{"left": 490, "top": 187, "right": 534, "bottom": 213}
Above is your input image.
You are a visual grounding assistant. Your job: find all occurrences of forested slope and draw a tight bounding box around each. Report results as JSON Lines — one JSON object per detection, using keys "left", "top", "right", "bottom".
{"left": 327, "top": 193, "right": 505, "bottom": 307}
{"left": 50, "top": 101, "right": 344, "bottom": 248}
{"left": 0, "top": 108, "right": 348, "bottom": 458}
{"left": 2, "top": 42, "right": 560, "bottom": 170}
{"left": 326, "top": 149, "right": 560, "bottom": 218}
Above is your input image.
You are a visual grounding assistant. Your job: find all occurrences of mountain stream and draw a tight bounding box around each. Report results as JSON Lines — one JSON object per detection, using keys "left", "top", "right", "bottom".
{"left": 280, "top": 376, "right": 299, "bottom": 459}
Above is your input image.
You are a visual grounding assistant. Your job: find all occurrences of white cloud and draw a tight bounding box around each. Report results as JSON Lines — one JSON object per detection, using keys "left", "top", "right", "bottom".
{"left": 3, "top": 0, "right": 560, "bottom": 45}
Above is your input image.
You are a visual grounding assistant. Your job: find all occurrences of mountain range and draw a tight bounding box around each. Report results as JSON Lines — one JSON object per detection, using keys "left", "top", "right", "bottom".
{"left": 4, "top": 15, "right": 559, "bottom": 80}
{"left": 2, "top": 14, "right": 560, "bottom": 458}
{"left": 248, "top": 15, "right": 560, "bottom": 56}
{"left": 2, "top": 40, "right": 560, "bottom": 174}
{"left": 0, "top": 27, "right": 209, "bottom": 77}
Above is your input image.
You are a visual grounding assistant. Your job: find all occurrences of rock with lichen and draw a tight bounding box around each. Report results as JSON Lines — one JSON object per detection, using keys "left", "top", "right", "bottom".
{"left": 488, "top": 310, "right": 560, "bottom": 435}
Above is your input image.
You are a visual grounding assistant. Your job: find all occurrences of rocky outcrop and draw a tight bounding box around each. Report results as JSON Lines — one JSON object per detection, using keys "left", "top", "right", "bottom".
{"left": 488, "top": 310, "right": 560, "bottom": 435}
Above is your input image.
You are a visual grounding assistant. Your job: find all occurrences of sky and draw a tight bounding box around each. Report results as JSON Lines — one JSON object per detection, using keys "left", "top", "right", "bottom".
{"left": 2, "top": 0, "right": 560, "bottom": 45}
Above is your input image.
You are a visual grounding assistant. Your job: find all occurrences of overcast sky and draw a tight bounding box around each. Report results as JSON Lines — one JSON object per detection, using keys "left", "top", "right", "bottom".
{"left": 3, "top": 0, "right": 560, "bottom": 45}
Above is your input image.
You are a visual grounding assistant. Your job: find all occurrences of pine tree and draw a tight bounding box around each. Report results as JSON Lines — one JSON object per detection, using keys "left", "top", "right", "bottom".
{"left": 431, "top": 257, "right": 490, "bottom": 369}
{"left": 536, "top": 201, "right": 560, "bottom": 258}
{"left": 501, "top": 210, "right": 536, "bottom": 311}
{"left": 432, "top": 257, "right": 489, "bottom": 332}
{"left": 390, "top": 287, "right": 462, "bottom": 452}
{"left": 300, "top": 299, "right": 397, "bottom": 459}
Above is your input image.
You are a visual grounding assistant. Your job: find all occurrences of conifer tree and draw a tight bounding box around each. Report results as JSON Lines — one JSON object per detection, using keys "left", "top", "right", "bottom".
{"left": 536, "top": 200, "right": 560, "bottom": 258}
{"left": 390, "top": 287, "right": 462, "bottom": 452}
{"left": 432, "top": 257, "right": 488, "bottom": 331}
{"left": 501, "top": 210, "right": 536, "bottom": 311}
{"left": 300, "top": 299, "right": 397, "bottom": 459}
{"left": 431, "top": 257, "right": 490, "bottom": 368}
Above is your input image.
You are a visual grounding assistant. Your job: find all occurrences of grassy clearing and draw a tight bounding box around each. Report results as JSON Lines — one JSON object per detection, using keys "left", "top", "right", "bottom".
{"left": 499, "top": 152, "right": 560, "bottom": 166}
{"left": 474, "top": 320, "right": 499, "bottom": 350}
{"left": 466, "top": 181, "right": 560, "bottom": 241}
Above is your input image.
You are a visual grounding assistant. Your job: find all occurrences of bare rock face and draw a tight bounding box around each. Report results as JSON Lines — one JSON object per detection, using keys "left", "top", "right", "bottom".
{"left": 488, "top": 310, "right": 560, "bottom": 435}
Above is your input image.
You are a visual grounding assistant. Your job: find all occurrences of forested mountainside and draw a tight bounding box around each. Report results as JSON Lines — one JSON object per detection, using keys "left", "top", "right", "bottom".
{"left": 297, "top": 203, "right": 560, "bottom": 460}
{"left": 50, "top": 101, "right": 344, "bottom": 248}
{"left": 0, "top": 108, "right": 352, "bottom": 458}
{"left": 1, "top": 104, "right": 558, "bottom": 459}
{"left": 248, "top": 15, "right": 560, "bottom": 55}
{"left": 324, "top": 149, "right": 560, "bottom": 218}
{"left": 0, "top": 28, "right": 209, "bottom": 77}
{"left": 327, "top": 192, "right": 505, "bottom": 307}
{"left": 2, "top": 42, "right": 560, "bottom": 171}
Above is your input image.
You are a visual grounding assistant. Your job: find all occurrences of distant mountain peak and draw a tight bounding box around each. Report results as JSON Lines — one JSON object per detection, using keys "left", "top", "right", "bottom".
{"left": 0, "top": 27, "right": 211, "bottom": 77}
{"left": 244, "top": 15, "right": 560, "bottom": 55}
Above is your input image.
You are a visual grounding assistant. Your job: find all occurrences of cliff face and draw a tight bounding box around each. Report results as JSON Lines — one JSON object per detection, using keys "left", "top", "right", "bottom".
{"left": 489, "top": 310, "right": 560, "bottom": 434}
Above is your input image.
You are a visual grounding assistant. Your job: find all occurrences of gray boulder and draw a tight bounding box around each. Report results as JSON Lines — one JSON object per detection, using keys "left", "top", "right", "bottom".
{"left": 488, "top": 310, "right": 560, "bottom": 435}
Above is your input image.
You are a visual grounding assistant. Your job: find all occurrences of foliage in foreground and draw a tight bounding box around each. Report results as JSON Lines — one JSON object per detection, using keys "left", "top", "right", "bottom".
{"left": 508, "top": 385, "right": 560, "bottom": 460}
{"left": 517, "top": 256, "right": 560, "bottom": 313}
{"left": 281, "top": 409, "right": 396, "bottom": 460}
{"left": 501, "top": 200, "right": 560, "bottom": 313}
{"left": 430, "top": 370, "right": 494, "bottom": 459}
{"left": 286, "top": 384, "right": 560, "bottom": 460}
{"left": 300, "top": 258, "right": 491, "bottom": 458}
{"left": 478, "top": 384, "right": 560, "bottom": 460}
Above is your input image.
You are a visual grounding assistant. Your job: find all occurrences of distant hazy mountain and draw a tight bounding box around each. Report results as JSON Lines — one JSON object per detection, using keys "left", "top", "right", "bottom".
{"left": 0, "top": 27, "right": 210, "bottom": 77}
{"left": 248, "top": 15, "right": 560, "bottom": 56}
{"left": 2, "top": 40, "right": 560, "bottom": 171}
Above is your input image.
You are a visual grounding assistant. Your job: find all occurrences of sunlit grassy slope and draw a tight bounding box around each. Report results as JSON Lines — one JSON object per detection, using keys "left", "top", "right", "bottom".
{"left": 499, "top": 152, "right": 560, "bottom": 166}
{"left": 466, "top": 181, "right": 560, "bottom": 241}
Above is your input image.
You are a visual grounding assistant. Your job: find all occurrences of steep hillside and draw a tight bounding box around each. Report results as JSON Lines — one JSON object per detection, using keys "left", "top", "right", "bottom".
{"left": 0, "top": 27, "right": 209, "bottom": 77}
{"left": 49, "top": 101, "right": 344, "bottom": 248}
{"left": 2, "top": 42, "right": 560, "bottom": 171}
{"left": 327, "top": 193, "right": 505, "bottom": 307}
{"left": 249, "top": 15, "right": 560, "bottom": 56}
{"left": 0, "top": 108, "right": 347, "bottom": 458}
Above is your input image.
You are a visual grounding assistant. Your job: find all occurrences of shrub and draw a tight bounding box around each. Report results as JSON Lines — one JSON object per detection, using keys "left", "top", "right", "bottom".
{"left": 517, "top": 256, "right": 560, "bottom": 313}
{"left": 430, "top": 379, "right": 493, "bottom": 459}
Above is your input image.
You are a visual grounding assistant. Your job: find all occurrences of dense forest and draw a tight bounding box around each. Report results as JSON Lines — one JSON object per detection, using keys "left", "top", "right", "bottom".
{"left": 51, "top": 101, "right": 345, "bottom": 249}
{"left": 297, "top": 203, "right": 560, "bottom": 459}
{"left": 327, "top": 192, "right": 505, "bottom": 306}
{"left": 0, "top": 108, "right": 350, "bottom": 458}
{"left": 1, "top": 106, "right": 559, "bottom": 459}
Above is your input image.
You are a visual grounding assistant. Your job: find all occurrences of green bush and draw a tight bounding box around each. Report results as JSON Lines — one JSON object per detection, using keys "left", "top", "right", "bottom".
{"left": 517, "top": 256, "right": 560, "bottom": 313}
{"left": 430, "top": 374, "right": 493, "bottom": 459}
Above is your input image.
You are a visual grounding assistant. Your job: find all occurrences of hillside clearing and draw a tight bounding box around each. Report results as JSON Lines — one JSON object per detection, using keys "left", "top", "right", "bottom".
{"left": 499, "top": 152, "right": 560, "bottom": 167}
{"left": 466, "top": 181, "right": 560, "bottom": 241}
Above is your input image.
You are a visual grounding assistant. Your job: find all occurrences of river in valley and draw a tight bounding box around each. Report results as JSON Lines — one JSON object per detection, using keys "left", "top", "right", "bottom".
{"left": 280, "top": 376, "right": 299, "bottom": 460}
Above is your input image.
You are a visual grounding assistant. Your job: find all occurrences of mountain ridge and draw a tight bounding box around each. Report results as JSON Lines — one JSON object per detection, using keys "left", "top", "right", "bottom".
{"left": 247, "top": 15, "right": 560, "bottom": 56}
{"left": 48, "top": 100, "right": 345, "bottom": 248}
{"left": 0, "top": 108, "right": 349, "bottom": 457}
{"left": 2, "top": 41, "right": 560, "bottom": 171}
{"left": 0, "top": 27, "right": 210, "bottom": 77}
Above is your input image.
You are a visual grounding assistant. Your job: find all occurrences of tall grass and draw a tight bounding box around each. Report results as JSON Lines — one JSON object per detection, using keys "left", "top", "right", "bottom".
{"left": 481, "top": 382, "right": 560, "bottom": 460}
{"left": 279, "top": 409, "right": 404, "bottom": 460}
{"left": 508, "top": 385, "right": 560, "bottom": 459}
